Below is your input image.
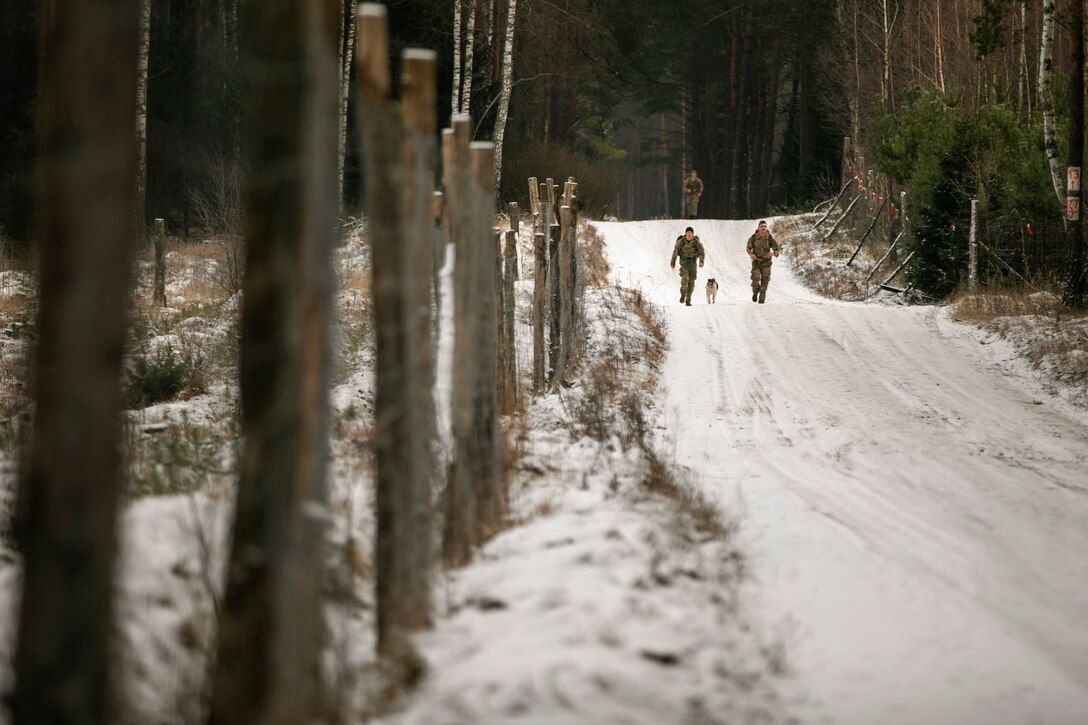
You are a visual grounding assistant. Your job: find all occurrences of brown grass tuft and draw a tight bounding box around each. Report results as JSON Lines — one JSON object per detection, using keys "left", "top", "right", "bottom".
{"left": 580, "top": 223, "right": 612, "bottom": 288}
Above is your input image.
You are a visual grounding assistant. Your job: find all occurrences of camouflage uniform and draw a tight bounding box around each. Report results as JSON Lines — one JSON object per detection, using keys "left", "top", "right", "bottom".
{"left": 746, "top": 229, "right": 780, "bottom": 303}
{"left": 670, "top": 233, "right": 705, "bottom": 305}
{"left": 683, "top": 173, "right": 704, "bottom": 218}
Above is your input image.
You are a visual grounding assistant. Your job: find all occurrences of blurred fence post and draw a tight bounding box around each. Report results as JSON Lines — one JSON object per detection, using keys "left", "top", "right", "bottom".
{"left": 357, "top": 5, "right": 432, "bottom": 658}
{"left": 470, "top": 142, "right": 505, "bottom": 536}
{"left": 443, "top": 116, "right": 476, "bottom": 566}
{"left": 153, "top": 218, "right": 166, "bottom": 306}
{"left": 968, "top": 198, "right": 978, "bottom": 292}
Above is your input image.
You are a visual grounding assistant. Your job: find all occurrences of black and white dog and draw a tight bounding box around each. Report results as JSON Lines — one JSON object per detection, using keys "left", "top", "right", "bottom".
{"left": 705, "top": 278, "right": 719, "bottom": 304}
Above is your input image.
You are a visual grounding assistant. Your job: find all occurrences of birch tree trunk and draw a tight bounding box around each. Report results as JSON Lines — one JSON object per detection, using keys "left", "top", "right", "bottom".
{"left": 491, "top": 0, "right": 518, "bottom": 194}
{"left": 12, "top": 1, "right": 138, "bottom": 722}
{"left": 452, "top": 0, "right": 463, "bottom": 116}
{"left": 1040, "top": 0, "right": 1065, "bottom": 210}
{"left": 461, "top": 0, "right": 477, "bottom": 115}
{"left": 208, "top": 0, "right": 339, "bottom": 721}
{"left": 135, "top": 0, "right": 150, "bottom": 246}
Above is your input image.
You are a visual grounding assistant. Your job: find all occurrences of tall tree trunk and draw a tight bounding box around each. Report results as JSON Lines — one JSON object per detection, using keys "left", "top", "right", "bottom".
{"left": 208, "top": 0, "right": 339, "bottom": 722}
{"left": 492, "top": 0, "right": 518, "bottom": 195}
{"left": 452, "top": 0, "right": 463, "bottom": 115}
{"left": 12, "top": 1, "right": 138, "bottom": 722}
{"left": 1041, "top": 0, "right": 1065, "bottom": 209}
{"left": 135, "top": 0, "right": 150, "bottom": 246}
{"left": 730, "top": 16, "right": 753, "bottom": 215}
{"left": 338, "top": 0, "right": 360, "bottom": 216}
{"left": 1064, "top": 0, "right": 1086, "bottom": 307}
{"left": 461, "top": 0, "right": 477, "bottom": 115}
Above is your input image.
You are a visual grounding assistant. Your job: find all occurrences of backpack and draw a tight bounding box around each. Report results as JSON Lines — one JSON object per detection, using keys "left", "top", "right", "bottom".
{"left": 677, "top": 235, "right": 699, "bottom": 259}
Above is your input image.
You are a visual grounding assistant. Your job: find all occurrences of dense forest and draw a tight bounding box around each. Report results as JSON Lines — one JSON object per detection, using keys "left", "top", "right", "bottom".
{"left": 1, "top": 0, "right": 1085, "bottom": 301}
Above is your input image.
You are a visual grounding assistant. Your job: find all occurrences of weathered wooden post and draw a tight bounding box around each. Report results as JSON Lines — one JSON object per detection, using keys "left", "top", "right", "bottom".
{"left": 556, "top": 205, "right": 573, "bottom": 385}
{"left": 564, "top": 179, "right": 584, "bottom": 354}
{"left": 846, "top": 196, "right": 887, "bottom": 267}
{"left": 502, "top": 202, "right": 519, "bottom": 412}
{"left": 822, "top": 193, "right": 862, "bottom": 242}
{"left": 842, "top": 136, "right": 851, "bottom": 188}
{"left": 968, "top": 198, "right": 978, "bottom": 292}
{"left": 208, "top": 0, "right": 339, "bottom": 720}
{"left": 494, "top": 229, "right": 507, "bottom": 415}
{"left": 401, "top": 47, "right": 438, "bottom": 625}
{"left": 443, "top": 116, "right": 476, "bottom": 565}
{"left": 153, "top": 218, "right": 166, "bottom": 306}
{"left": 471, "top": 142, "right": 505, "bottom": 536}
{"left": 545, "top": 179, "right": 560, "bottom": 384}
{"left": 433, "top": 190, "right": 444, "bottom": 322}
{"left": 357, "top": 6, "right": 432, "bottom": 657}
{"left": 530, "top": 177, "right": 546, "bottom": 394}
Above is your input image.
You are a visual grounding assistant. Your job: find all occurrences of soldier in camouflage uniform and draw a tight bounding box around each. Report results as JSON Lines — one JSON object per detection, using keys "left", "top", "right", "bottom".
{"left": 670, "top": 226, "right": 705, "bottom": 306}
{"left": 746, "top": 220, "right": 780, "bottom": 304}
{"left": 683, "top": 169, "right": 703, "bottom": 219}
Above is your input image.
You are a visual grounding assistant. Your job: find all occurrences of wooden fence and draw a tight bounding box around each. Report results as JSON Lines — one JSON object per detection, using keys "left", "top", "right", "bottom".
{"left": 811, "top": 136, "right": 913, "bottom": 296}
{"left": 357, "top": 4, "right": 587, "bottom": 664}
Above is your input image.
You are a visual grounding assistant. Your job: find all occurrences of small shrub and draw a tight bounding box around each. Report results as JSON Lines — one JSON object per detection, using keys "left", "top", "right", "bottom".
{"left": 126, "top": 343, "right": 202, "bottom": 408}
{"left": 125, "top": 418, "right": 232, "bottom": 498}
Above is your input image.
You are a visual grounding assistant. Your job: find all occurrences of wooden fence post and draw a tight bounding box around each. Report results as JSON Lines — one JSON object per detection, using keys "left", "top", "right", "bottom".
{"left": 443, "top": 116, "right": 476, "bottom": 566}
{"left": 842, "top": 136, "right": 851, "bottom": 188}
{"left": 357, "top": 6, "right": 432, "bottom": 658}
{"left": 470, "top": 142, "right": 504, "bottom": 536}
{"left": 822, "top": 193, "right": 862, "bottom": 242}
{"left": 433, "top": 190, "right": 444, "bottom": 323}
{"left": 567, "top": 180, "right": 585, "bottom": 352}
{"left": 547, "top": 218, "right": 561, "bottom": 385}
{"left": 400, "top": 47, "right": 437, "bottom": 627}
{"left": 494, "top": 229, "right": 506, "bottom": 416}
{"left": 502, "top": 202, "right": 519, "bottom": 413}
{"left": 809, "top": 178, "right": 853, "bottom": 233}
{"left": 556, "top": 203, "right": 573, "bottom": 385}
{"left": 153, "top": 218, "right": 166, "bottom": 306}
{"left": 846, "top": 196, "right": 888, "bottom": 266}
{"left": 968, "top": 198, "right": 978, "bottom": 291}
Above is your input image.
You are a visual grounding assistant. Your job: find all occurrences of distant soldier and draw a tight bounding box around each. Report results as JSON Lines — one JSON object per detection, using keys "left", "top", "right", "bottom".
{"left": 670, "top": 226, "right": 705, "bottom": 306}
{"left": 746, "top": 220, "right": 780, "bottom": 304}
{"left": 683, "top": 168, "right": 703, "bottom": 219}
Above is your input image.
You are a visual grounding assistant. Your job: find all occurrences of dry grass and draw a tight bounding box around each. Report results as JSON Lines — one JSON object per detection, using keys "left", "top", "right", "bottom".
{"left": 579, "top": 223, "right": 611, "bottom": 288}
{"left": 949, "top": 287, "right": 1069, "bottom": 323}
{"left": 951, "top": 288, "right": 1088, "bottom": 395}
{"left": 641, "top": 449, "right": 735, "bottom": 540}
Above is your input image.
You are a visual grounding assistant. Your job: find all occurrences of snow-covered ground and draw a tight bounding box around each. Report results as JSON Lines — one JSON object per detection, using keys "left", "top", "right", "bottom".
{"left": 598, "top": 218, "right": 1088, "bottom": 725}
{"left": 2, "top": 217, "right": 1086, "bottom": 724}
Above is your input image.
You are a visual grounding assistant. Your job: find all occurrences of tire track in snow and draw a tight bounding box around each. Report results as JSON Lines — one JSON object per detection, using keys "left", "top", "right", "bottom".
{"left": 596, "top": 218, "right": 1088, "bottom": 725}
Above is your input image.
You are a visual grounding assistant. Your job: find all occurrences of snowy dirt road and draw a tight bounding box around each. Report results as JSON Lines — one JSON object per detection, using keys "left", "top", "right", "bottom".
{"left": 597, "top": 219, "right": 1088, "bottom": 725}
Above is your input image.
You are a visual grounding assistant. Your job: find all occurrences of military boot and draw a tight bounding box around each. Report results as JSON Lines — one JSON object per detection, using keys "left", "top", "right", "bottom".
{"left": 680, "top": 292, "right": 685, "bottom": 302}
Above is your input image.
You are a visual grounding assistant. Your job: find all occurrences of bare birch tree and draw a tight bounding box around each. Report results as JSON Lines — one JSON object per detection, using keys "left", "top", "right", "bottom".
{"left": 452, "top": 0, "right": 463, "bottom": 115}
{"left": 491, "top": 0, "right": 518, "bottom": 194}
{"left": 208, "top": 0, "right": 340, "bottom": 721}
{"left": 461, "top": 0, "right": 477, "bottom": 115}
{"left": 12, "top": 1, "right": 138, "bottom": 722}
{"left": 1040, "top": 0, "right": 1064, "bottom": 209}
